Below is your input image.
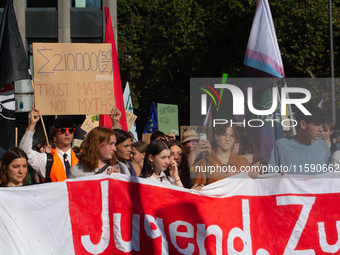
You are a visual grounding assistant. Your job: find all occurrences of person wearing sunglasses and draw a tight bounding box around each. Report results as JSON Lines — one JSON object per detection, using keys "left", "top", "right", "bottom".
{"left": 19, "top": 103, "right": 79, "bottom": 182}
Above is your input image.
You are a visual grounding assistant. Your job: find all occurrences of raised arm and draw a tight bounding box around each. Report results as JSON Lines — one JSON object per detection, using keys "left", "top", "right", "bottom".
{"left": 19, "top": 103, "right": 48, "bottom": 178}
{"left": 110, "top": 107, "right": 122, "bottom": 129}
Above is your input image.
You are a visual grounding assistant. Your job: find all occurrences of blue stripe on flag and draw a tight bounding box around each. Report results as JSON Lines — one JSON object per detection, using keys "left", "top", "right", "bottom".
{"left": 244, "top": 57, "right": 283, "bottom": 79}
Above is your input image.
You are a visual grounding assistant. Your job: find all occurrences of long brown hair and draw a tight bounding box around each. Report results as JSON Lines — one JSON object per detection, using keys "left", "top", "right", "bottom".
{"left": 0, "top": 147, "right": 29, "bottom": 186}
{"left": 140, "top": 140, "right": 169, "bottom": 178}
{"left": 79, "top": 127, "right": 118, "bottom": 170}
{"left": 167, "top": 139, "right": 191, "bottom": 188}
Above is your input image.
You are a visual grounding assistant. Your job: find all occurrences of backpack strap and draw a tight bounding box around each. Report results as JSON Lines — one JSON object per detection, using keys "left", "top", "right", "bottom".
{"left": 45, "top": 153, "right": 53, "bottom": 183}
{"left": 127, "top": 161, "right": 137, "bottom": 177}
{"left": 95, "top": 163, "right": 110, "bottom": 175}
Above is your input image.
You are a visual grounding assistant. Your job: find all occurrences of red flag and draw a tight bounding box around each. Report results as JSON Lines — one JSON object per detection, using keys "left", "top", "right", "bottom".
{"left": 99, "top": 7, "right": 128, "bottom": 131}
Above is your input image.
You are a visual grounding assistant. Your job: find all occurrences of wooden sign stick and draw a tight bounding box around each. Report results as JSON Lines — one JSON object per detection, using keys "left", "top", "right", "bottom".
{"left": 15, "top": 127, "right": 18, "bottom": 147}
{"left": 30, "top": 79, "right": 49, "bottom": 146}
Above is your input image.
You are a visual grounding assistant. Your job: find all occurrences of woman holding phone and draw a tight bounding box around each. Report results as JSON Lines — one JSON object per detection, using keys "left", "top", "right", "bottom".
{"left": 193, "top": 123, "right": 250, "bottom": 188}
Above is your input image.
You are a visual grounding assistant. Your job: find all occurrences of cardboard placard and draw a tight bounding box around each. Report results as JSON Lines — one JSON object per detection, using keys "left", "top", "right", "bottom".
{"left": 80, "top": 115, "right": 99, "bottom": 133}
{"left": 33, "top": 43, "right": 115, "bottom": 115}
{"left": 157, "top": 103, "right": 179, "bottom": 135}
{"left": 125, "top": 109, "right": 137, "bottom": 131}
{"left": 72, "top": 138, "right": 83, "bottom": 148}
{"left": 142, "top": 133, "right": 152, "bottom": 144}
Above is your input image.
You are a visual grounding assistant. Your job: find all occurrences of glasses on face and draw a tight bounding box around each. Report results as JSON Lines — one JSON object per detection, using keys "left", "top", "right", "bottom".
{"left": 219, "top": 133, "right": 235, "bottom": 140}
{"left": 55, "top": 127, "right": 75, "bottom": 134}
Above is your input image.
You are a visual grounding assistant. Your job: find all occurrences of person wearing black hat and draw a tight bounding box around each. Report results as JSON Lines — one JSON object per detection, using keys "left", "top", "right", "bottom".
{"left": 19, "top": 103, "right": 79, "bottom": 182}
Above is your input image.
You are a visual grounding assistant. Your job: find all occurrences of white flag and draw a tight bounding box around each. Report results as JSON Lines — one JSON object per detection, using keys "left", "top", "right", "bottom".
{"left": 243, "top": 0, "right": 285, "bottom": 78}
{"left": 123, "top": 82, "right": 138, "bottom": 141}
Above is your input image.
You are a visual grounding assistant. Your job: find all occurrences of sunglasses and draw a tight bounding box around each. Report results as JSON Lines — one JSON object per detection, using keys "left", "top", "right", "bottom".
{"left": 55, "top": 127, "right": 75, "bottom": 134}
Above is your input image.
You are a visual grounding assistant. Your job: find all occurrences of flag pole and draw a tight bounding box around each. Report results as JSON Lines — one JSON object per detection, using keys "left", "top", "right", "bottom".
{"left": 0, "top": 0, "right": 31, "bottom": 149}
{"left": 30, "top": 79, "right": 49, "bottom": 146}
{"left": 284, "top": 80, "right": 296, "bottom": 135}
{"left": 99, "top": 6, "right": 128, "bottom": 131}
{"left": 240, "top": 0, "right": 286, "bottom": 162}
{"left": 329, "top": 0, "right": 336, "bottom": 125}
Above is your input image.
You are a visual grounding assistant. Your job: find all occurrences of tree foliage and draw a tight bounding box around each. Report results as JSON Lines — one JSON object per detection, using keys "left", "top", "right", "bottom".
{"left": 117, "top": 0, "right": 340, "bottom": 133}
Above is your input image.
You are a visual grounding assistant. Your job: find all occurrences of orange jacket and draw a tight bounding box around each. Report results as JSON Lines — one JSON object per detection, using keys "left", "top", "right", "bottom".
{"left": 194, "top": 149, "right": 249, "bottom": 186}
{"left": 50, "top": 148, "right": 79, "bottom": 182}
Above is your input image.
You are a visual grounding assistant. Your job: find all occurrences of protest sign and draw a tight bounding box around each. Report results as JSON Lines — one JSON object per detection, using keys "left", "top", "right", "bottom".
{"left": 142, "top": 133, "right": 151, "bottom": 144}
{"left": 125, "top": 109, "right": 137, "bottom": 131}
{"left": 33, "top": 43, "right": 115, "bottom": 115}
{"left": 80, "top": 115, "right": 99, "bottom": 133}
{"left": 1, "top": 173, "right": 340, "bottom": 254}
{"left": 157, "top": 103, "right": 179, "bottom": 135}
{"left": 72, "top": 138, "right": 83, "bottom": 148}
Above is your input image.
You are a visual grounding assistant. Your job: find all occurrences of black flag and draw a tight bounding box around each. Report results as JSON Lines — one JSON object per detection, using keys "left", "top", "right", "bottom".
{"left": 0, "top": 84, "right": 15, "bottom": 149}
{"left": 0, "top": 0, "right": 30, "bottom": 149}
{"left": 0, "top": 0, "right": 30, "bottom": 88}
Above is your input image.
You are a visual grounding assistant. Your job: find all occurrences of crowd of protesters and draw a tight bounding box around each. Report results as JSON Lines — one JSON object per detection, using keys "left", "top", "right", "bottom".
{"left": 0, "top": 101, "right": 339, "bottom": 188}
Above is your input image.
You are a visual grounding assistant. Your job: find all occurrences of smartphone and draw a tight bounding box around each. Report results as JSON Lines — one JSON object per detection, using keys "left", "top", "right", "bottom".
{"left": 199, "top": 133, "right": 207, "bottom": 140}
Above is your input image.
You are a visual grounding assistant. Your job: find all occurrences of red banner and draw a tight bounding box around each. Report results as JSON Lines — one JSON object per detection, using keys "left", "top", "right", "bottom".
{"left": 66, "top": 173, "right": 340, "bottom": 254}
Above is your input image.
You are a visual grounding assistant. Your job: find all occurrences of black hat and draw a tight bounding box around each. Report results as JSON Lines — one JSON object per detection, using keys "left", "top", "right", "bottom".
{"left": 53, "top": 116, "right": 75, "bottom": 129}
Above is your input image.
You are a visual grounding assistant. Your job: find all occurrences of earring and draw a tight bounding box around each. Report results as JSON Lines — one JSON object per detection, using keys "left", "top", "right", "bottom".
{"left": 151, "top": 162, "right": 154, "bottom": 171}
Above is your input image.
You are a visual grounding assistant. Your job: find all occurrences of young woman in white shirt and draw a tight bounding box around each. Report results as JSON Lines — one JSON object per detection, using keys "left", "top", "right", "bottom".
{"left": 140, "top": 139, "right": 183, "bottom": 187}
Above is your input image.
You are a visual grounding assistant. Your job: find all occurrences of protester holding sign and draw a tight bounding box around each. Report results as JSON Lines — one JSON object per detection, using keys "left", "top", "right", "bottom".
{"left": 110, "top": 106, "right": 123, "bottom": 130}
{"left": 0, "top": 147, "right": 29, "bottom": 187}
{"left": 140, "top": 139, "right": 184, "bottom": 187}
{"left": 19, "top": 103, "right": 79, "bottom": 182}
{"left": 68, "top": 127, "right": 123, "bottom": 178}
